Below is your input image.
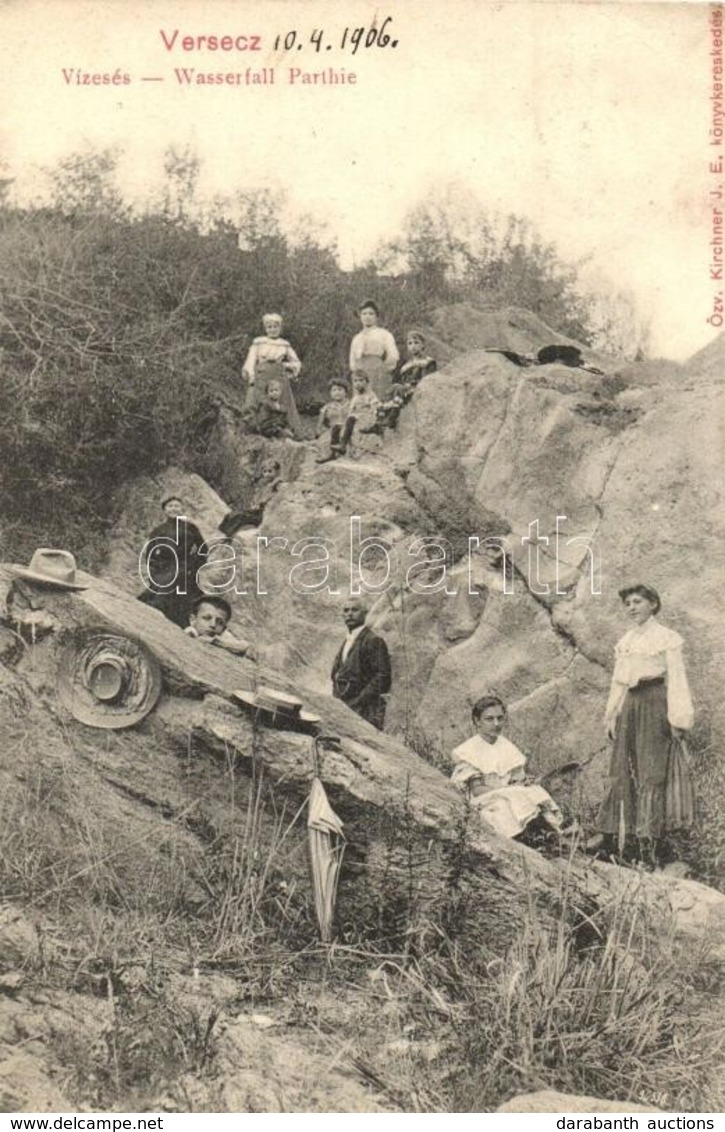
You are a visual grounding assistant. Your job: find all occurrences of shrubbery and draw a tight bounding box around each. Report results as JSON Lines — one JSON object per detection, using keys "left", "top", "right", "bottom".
{"left": 0, "top": 147, "right": 635, "bottom": 565}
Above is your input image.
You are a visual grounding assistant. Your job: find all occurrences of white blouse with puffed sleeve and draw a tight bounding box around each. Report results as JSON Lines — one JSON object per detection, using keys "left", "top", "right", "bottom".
{"left": 604, "top": 618, "right": 694, "bottom": 732}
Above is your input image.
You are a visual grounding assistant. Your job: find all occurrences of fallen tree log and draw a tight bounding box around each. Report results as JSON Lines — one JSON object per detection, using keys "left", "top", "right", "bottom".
{"left": 2, "top": 562, "right": 725, "bottom": 959}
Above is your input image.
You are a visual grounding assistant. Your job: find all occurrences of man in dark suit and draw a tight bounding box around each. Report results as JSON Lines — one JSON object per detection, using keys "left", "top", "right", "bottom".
{"left": 138, "top": 495, "right": 205, "bottom": 628}
{"left": 331, "top": 597, "right": 392, "bottom": 730}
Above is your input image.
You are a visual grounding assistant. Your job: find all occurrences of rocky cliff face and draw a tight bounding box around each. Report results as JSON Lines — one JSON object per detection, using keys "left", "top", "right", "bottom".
{"left": 3, "top": 557, "right": 724, "bottom": 967}
{"left": 104, "top": 308, "right": 725, "bottom": 827}
{"left": 3, "top": 307, "right": 725, "bottom": 1108}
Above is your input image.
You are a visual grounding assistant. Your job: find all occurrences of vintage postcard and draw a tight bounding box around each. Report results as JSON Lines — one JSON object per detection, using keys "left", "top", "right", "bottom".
{"left": 1, "top": 0, "right": 724, "bottom": 1118}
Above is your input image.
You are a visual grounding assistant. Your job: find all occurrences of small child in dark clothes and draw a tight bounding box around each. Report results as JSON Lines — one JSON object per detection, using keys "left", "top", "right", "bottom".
{"left": 254, "top": 378, "right": 294, "bottom": 439}
{"left": 378, "top": 331, "right": 438, "bottom": 428}
{"left": 218, "top": 458, "right": 283, "bottom": 540}
{"left": 316, "top": 379, "right": 352, "bottom": 463}
{"left": 399, "top": 330, "right": 437, "bottom": 389}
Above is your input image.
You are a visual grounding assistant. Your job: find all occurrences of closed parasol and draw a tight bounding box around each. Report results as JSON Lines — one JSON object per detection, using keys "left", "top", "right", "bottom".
{"left": 307, "top": 738, "right": 346, "bottom": 943}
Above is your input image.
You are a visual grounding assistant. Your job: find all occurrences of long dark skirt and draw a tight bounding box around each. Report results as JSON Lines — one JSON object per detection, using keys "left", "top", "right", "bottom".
{"left": 597, "top": 679, "right": 694, "bottom": 840}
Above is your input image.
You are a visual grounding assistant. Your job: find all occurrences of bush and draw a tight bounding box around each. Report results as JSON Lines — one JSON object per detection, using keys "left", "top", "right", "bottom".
{"left": 1, "top": 154, "right": 626, "bottom": 567}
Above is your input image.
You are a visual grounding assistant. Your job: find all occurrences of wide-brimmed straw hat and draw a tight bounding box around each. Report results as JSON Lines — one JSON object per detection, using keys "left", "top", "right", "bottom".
{"left": 12, "top": 548, "right": 88, "bottom": 591}
{"left": 233, "top": 685, "right": 321, "bottom": 727}
{"left": 57, "top": 630, "right": 162, "bottom": 729}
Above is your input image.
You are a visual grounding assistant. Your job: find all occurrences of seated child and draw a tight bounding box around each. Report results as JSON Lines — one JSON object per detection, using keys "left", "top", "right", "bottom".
{"left": 451, "top": 694, "right": 564, "bottom": 842}
{"left": 378, "top": 333, "right": 437, "bottom": 429}
{"left": 316, "top": 379, "right": 351, "bottom": 463}
{"left": 316, "top": 373, "right": 382, "bottom": 463}
{"left": 348, "top": 370, "right": 381, "bottom": 433}
{"left": 253, "top": 378, "right": 294, "bottom": 439}
{"left": 254, "top": 457, "right": 284, "bottom": 507}
{"left": 185, "top": 595, "right": 257, "bottom": 660}
{"left": 218, "top": 459, "right": 283, "bottom": 540}
{"left": 399, "top": 330, "right": 437, "bottom": 390}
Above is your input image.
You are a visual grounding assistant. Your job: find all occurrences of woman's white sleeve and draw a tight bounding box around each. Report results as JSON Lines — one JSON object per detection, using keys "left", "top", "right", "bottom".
{"left": 451, "top": 762, "right": 479, "bottom": 788}
{"left": 242, "top": 343, "right": 257, "bottom": 380}
{"left": 286, "top": 344, "right": 302, "bottom": 377}
{"left": 666, "top": 644, "right": 694, "bottom": 730}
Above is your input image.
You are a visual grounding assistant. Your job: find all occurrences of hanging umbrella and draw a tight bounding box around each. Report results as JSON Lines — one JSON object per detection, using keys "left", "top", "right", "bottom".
{"left": 307, "top": 740, "right": 346, "bottom": 943}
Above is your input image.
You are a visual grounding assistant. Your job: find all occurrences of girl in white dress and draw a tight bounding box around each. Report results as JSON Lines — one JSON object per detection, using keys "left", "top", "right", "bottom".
{"left": 451, "top": 694, "right": 564, "bottom": 840}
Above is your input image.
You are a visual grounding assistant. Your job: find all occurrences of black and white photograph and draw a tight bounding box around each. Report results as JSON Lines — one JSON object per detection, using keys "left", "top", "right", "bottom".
{"left": 1, "top": 0, "right": 724, "bottom": 1118}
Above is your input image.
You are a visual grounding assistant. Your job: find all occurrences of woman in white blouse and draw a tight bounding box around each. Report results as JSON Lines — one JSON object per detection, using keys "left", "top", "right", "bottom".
{"left": 349, "top": 300, "right": 399, "bottom": 400}
{"left": 242, "top": 312, "right": 302, "bottom": 436}
{"left": 597, "top": 583, "right": 695, "bottom": 863}
{"left": 450, "top": 694, "right": 564, "bottom": 841}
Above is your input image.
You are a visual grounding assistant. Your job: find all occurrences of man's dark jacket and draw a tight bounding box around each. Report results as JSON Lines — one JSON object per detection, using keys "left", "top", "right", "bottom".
{"left": 137, "top": 516, "right": 204, "bottom": 629}
{"left": 331, "top": 626, "right": 391, "bottom": 730}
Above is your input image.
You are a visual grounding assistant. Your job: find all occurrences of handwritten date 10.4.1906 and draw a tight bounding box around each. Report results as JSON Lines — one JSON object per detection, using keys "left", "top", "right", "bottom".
{"left": 273, "top": 17, "right": 398, "bottom": 55}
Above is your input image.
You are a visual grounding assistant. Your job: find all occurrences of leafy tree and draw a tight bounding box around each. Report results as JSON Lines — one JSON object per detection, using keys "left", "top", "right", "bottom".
{"left": 583, "top": 281, "right": 651, "bottom": 359}
{"left": 45, "top": 146, "right": 128, "bottom": 219}
{"left": 0, "top": 151, "right": 646, "bottom": 566}
{"left": 378, "top": 183, "right": 596, "bottom": 343}
{"left": 160, "top": 145, "right": 202, "bottom": 224}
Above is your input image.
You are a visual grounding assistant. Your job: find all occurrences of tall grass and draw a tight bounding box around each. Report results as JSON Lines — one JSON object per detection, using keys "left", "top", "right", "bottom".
{"left": 340, "top": 847, "right": 725, "bottom": 1113}
{"left": 449, "top": 880, "right": 720, "bottom": 1110}
{"left": 187, "top": 753, "right": 310, "bottom": 966}
{"left": 0, "top": 727, "right": 310, "bottom": 1108}
{"left": 2, "top": 708, "right": 724, "bottom": 1112}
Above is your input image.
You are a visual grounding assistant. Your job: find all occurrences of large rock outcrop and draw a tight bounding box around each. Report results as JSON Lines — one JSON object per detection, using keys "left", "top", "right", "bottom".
{"left": 103, "top": 309, "right": 725, "bottom": 835}
{"left": 2, "top": 563, "right": 724, "bottom": 954}
{"left": 4, "top": 303, "right": 724, "bottom": 1112}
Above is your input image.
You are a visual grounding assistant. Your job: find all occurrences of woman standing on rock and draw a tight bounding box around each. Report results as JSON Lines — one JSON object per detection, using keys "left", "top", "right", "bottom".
{"left": 349, "top": 300, "right": 399, "bottom": 400}
{"left": 242, "top": 312, "right": 302, "bottom": 436}
{"left": 596, "top": 583, "right": 695, "bottom": 866}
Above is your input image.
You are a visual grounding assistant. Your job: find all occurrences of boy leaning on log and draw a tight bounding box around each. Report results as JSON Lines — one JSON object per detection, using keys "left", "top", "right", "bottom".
{"left": 184, "top": 594, "right": 257, "bottom": 661}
